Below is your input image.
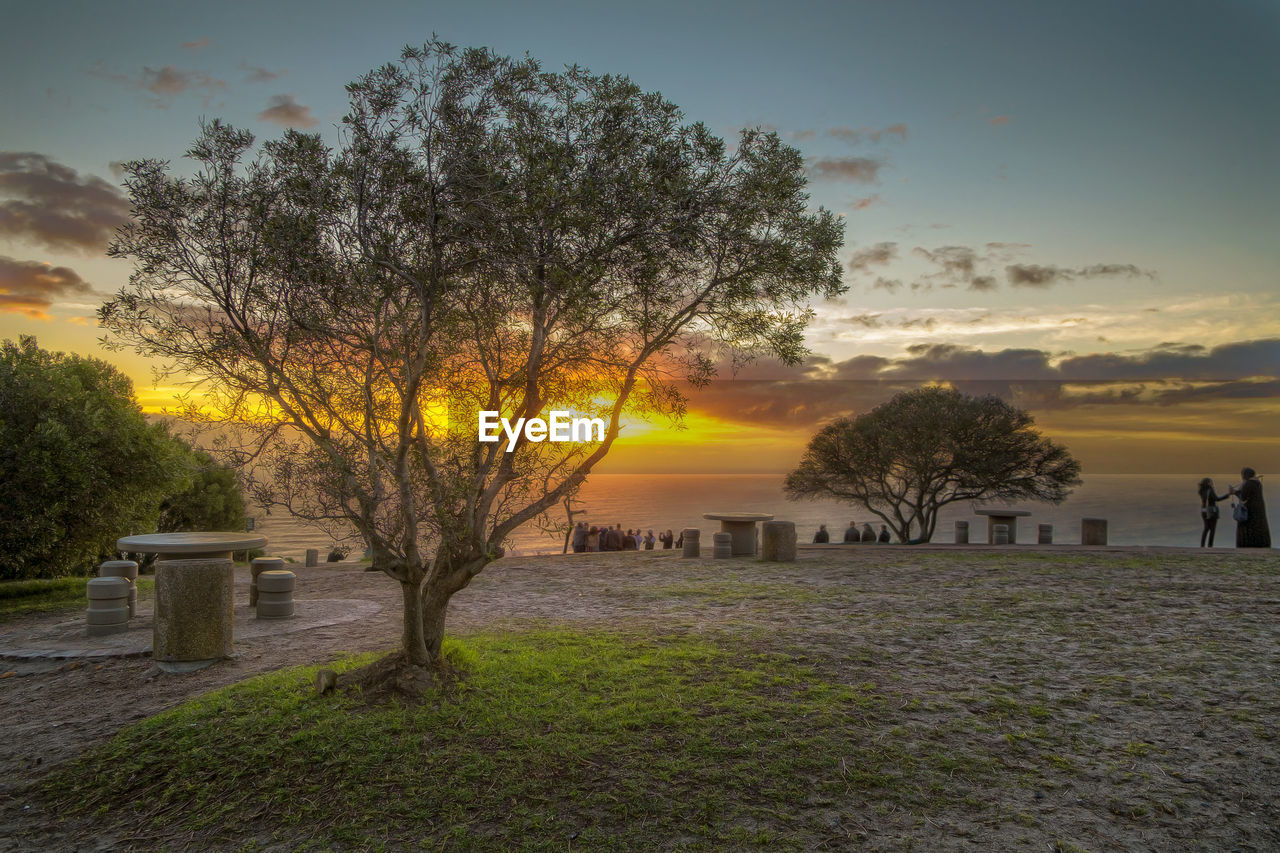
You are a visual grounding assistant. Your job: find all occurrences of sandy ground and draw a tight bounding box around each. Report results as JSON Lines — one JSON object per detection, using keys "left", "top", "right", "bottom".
{"left": 1, "top": 546, "right": 1278, "bottom": 851}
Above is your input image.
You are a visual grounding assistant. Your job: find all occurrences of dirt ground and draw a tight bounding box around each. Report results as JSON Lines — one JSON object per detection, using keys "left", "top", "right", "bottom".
{"left": 1, "top": 546, "right": 1278, "bottom": 851}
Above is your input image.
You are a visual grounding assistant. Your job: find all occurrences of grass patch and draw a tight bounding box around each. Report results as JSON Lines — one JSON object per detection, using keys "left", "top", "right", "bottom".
{"left": 0, "top": 576, "right": 155, "bottom": 619}
{"left": 43, "top": 629, "right": 1004, "bottom": 849}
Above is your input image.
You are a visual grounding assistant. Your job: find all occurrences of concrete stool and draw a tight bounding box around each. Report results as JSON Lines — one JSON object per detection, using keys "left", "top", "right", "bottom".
{"left": 954, "top": 520, "right": 969, "bottom": 545}
{"left": 712, "top": 532, "right": 733, "bottom": 559}
{"left": 305, "top": 549, "right": 319, "bottom": 568}
{"left": 256, "top": 570, "right": 296, "bottom": 619}
{"left": 98, "top": 560, "right": 138, "bottom": 618}
{"left": 249, "top": 557, "right": 286, "bottom": 606}
{"left": 993, "top": 524, "right": 1010, "bottom": 545}
{"left": 86, "top": 577, "right": 130, "bottom": 636}
{"left": 1082, "top": 517, "right": 1108, "bottom": 546}
{"left": 154, "top": 557, "right": 235, "bottom": 666}
{"left": 761, "top": 521, "right": 797, "bottom": 562}
{"left": 681, "top": 528, "right": 701, "bottom": 558}
{"left": 1038, "top": 524, "right": 1053, "bottom": 545}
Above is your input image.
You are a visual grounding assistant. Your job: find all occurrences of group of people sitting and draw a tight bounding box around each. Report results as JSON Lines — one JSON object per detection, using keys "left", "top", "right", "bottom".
{"left": 571, "top": 523, "right": 679, "bottom": 553}
{"left": 813, "top": 521, "right": 891, "bottom": 544}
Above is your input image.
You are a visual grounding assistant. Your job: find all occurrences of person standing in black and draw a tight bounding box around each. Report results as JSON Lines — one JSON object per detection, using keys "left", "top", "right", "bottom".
{"left": 813, "top": 524, "right": 830, "bottom": 543}
{"left": 1231, "top": 467, "right": 1271, "bottom": 548}
{"left": 1197, "top": 477, "right": 1230, "bottom": 547}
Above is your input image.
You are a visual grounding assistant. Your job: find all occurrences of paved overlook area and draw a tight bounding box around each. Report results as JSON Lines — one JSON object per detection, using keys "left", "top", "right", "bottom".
{"left": 1, "top": 545, "right": 1278, "bottom": 850}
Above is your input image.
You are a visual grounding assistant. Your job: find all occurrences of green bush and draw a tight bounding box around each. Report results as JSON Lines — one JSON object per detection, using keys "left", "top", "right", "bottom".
{"left": 0, "top": 337, "right": 188, "bottom": 580}
{"left": 158, "top": 449, "right": 246, "bottom": 533}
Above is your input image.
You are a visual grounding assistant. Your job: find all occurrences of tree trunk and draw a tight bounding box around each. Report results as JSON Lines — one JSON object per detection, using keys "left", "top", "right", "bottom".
{"left": 400, "top": 579, "right": 431, "bottom": 665}
{"left": 421, "top": 586, "right": 451, "bottom": 660}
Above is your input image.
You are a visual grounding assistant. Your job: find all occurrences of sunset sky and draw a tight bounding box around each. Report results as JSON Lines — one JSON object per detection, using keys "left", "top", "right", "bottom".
{"left": 2, "top": 0, "right": 1276, "bottom": 476}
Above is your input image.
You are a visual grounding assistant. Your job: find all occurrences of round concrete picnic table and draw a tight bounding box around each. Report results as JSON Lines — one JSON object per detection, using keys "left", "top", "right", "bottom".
{"left": 974, "top": 509, "right": 1032, "bottom": 544}
{"left": 703, "top": 512, "right": 774, "bottom": 557}
{"left": 116, "top": 531, "right": 267, "bottom": 560}
{"left": 117, "top": 532, "right": 267, "bottom": 672}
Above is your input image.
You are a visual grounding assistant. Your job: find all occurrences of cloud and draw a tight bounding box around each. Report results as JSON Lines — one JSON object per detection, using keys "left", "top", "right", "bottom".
{"left": 1078, "top": 263, "right": 1152, "bottom": 278}
{"left": 880, "top": 340, "right": 1280, "bottom": 384}
{"left": 258, "top": 94, "right": 318, "bottom": 128}
{"left": 878, "top": 343, "right": 1057, "bottom": 381}
{"left": 140, "top": 65, "right": 226, "bottom": 98}
{"left": 912, "top": 245, "right": 978, "bottom": 284}
{"left": 675, "top": 339, "right": 1280, "bottom": 429}
{"left": 809, "top": 157, "right": 883, "bottom": 183}
{"left": 1005, "top": 263, "right": 1062, "bottom": 287}
{"left": 850, "top": 194, "right": 882, "bottom": 211}
{"left": 0, "top": 152, "right": 130, "bottom": 253}
{"left": 872, "top": 277, "right": 902, "bottom": 292}
{"left": 847, "top": 241, "right": 898, "bottom": 273}
{"left": 825, "top": 124, "right": 908, "bottom": 144}
{"left": 180, "top": 37, "right": 211, "bottom": 50}
{"left": 845, "top": 313, "right": 883, "bottom": 328}
{"left": 990, "top": 115, "right": 1010, "bottom": 126}
{"left": 91, "top": 62, "right": 226, "bottom": 106}
{"left": 1056, "top": 339, "right": 1280, "bottom": 382}
{"left": 854, "top": 241, "right": 1156, "bottom": 292}
{"left": 0, "top": 255, "right": 93, "bottom": 318}
{"left": 879, "top": 123, "right": 908, "bottom": 141}
{"left": 1006, "top": 263, "right": 1154, "bottom": 288}
{"left": 788, "top": 129, "right": 816, "bottom": 141}
{"left": 241, "top": 62, "right": 284, "bottom": 83}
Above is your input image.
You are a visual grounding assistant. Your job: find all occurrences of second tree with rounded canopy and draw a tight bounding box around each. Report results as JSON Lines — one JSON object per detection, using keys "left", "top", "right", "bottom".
{"left": 784, "top": 387, "right": 1081, "bottom": 543}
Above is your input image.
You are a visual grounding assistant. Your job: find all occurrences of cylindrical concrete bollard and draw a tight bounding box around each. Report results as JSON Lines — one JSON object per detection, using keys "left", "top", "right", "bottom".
{"left": 249, "top": 556, "right": 286, "bottom": 607}
{"left": 1081, "top": 517, "right": 1108, "bottom": 546}
{"left": 86, "top": 577, "right": 130, "bottom": 636}
{"left": 993, "top": 524, "right": 1010, "bottom": 546}
{"left": 761, "top": 521, "right": 797, "bottom": 562}
{"left": 954, "top": 520, "right": 969, "bottom": 545}
{"left": 712, "top": 532, "right": 733, "bottom": 559}
{"left": 256, "top": 570, "right": 296, "bottom": 619}
{"left": 1038, "top": 524, "right": 1053, "bottom": 545}
{"left": 98, "top": 560, "right": 139, "bottom": 618}
{"left": 153, "top": 558, "right": 235, "bottom": 665}
{"left": 681, "top": 528, "right": 701, "bottom": 558}
{"left": 305, "top": 549, "right": 319, "bottom": 568}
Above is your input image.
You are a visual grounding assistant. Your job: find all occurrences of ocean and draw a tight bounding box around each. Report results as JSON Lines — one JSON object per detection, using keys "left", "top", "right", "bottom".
{"left": 252, "top": 473, "right": 1268, "bottom": 558}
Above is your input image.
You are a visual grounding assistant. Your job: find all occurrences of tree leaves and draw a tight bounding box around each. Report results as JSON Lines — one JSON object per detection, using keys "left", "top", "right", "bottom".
{"left": 784, "top": 388, "right": 1082, "bottom": 543}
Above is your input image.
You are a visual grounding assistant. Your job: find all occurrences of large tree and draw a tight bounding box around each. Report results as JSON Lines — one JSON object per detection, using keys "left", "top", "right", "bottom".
{"left": 0, "top": 337, "right": 187, "bottom": 579}
{"left": 784, "top": 387, "right": 1081, "bottom": 543}
{"left": 101, "top": 41, "right": 844, "bottom": 676}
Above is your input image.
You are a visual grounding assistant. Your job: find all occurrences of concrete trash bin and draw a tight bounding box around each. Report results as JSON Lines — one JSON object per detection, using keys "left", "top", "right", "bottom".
{"left": 256, "top": 570, "right": 296, "bottom": 619}
{"left": 760, "top": 521, "right": 797, "bottom": 562}
{"left": 993, "top": 524, "right": 1010, "bottom": 546}
{"left": 712, "top": 532, "right": 733, "bottom": 559}
{"left": 250, "top": 556, "right": 286, "bottom": 606}
{"left": 98, "top": 560, "right": 139, "bottom": 617}
{"left": 954, "top": 520, "right": 969, "bottom": 545}
{"left": 681, "top": 528, "right": 701, "bottom": 558}
{"left": 86, "top": 577, "right": 130, "bottom": 636}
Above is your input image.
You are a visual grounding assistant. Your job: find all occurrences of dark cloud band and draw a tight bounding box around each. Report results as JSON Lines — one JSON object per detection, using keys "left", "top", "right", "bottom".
{"left": 0, "top": 153, "right": 130, "bottom": 253}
